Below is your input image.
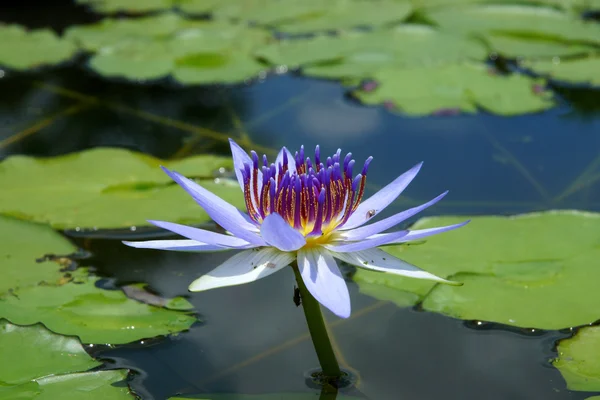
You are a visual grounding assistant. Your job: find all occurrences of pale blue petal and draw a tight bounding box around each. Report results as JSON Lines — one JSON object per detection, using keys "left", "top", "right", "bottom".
{"left": 148, "top": 220, "right": 255, "bottom": 248}
{"left": 260, "top": 213, "right": 306, "bottom": 251}
{"left": 229, "top": 138, "right": 262, "bottom": 194}
{"left": 340, "top": 162, "right": 423, "bottom": 230}
{"left": 161, "top": 166, "right": 265, "bottom": 245}
{"left": 341, "top": 191, "right": 448, "bottom": 241}
{"left": 189, "top": 248, "right": 294, "bottom": 291}
{"left": 325, "top": 230, "right": 408, "bottom": 253}
{"left": 229, "top": 138, "right": 252, "bottom": 192}
{"left": 368, "top": 221, "right": 470, "bottom": 244}
{"left": 298, "top": 248, "right": 351, "bottom": 318}
{"left": 122, "top": 239, "right": 227, "bottom": 252}
{"left": 332, "top": 248, "right": 460, "bottom": 285}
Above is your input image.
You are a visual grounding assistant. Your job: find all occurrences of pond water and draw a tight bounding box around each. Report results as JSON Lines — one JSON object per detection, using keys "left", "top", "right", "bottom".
{"left": 2, "top": 2, "right": 600, "bottom": 400}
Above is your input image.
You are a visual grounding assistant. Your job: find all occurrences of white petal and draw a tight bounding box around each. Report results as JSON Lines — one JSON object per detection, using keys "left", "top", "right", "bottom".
{"left": 332, "top": 248, "right": 459, "bottom": 285}
{"left": 123, "top": 239, "right": 228, "bottom": 252}
{"left": 188, "top": 247, "right": 294, "bottom": 292}
{"left": 297, "top": 248, "right": 351, "bottom": 318}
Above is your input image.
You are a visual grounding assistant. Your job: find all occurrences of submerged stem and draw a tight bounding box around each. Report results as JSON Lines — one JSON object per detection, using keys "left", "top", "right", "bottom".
{"left": 292, "top": 261, "right": 342, "bottom": 380}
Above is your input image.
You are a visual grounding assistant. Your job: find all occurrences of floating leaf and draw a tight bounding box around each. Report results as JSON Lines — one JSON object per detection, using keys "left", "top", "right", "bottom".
{"left": 483, "top": 34, "right": 597, "bottom": 58}
{"left": 0, "top": 215, "right": 75, "bottom": 296}
{"left": 554, "top": 326, "right": 600, "bottom": 392}
{"left": 353, "top": 63, "right": 554, "bottom": 116}
{"left": 0, "top": 24, "right": 77, "bottom": 70}
{"left": 272, "top": 0, "right": 413, "bottom": 33}
{"left": 525, "top": 56, "right": 600, "bottom": 86}
{"left": 0, "top": 320, "right": 100, "bottom": 385}
{"left": 258, "top": 25, "right": 487, "bottom": 74}
{"left": 64, "top": 13, "right": 184, "bottom": 52}
{"left": 354, "top": 211, "right": 600, "bottom": 330}
{"left": 0, "top": 321, "right": 132, "bottom": 399}
{"left": 427, "top": 5, "right": 600, "bottom": 45}
{"left": 0, "top": 148, "right": 242, "bottom": 229}
{"left": 66, "top": 15, "right": 270, "bottom": 83}
{"left": 76, "top": 0, "right": 174, "bottom": 13}
{"left": 0, "top": 269, "right": 197, "bottom": 344}
{"left": 90, "top": 39, "right": 174, "bottom": 80}
{"left": 34, "top": 371, "right": 132, "bottom": 400}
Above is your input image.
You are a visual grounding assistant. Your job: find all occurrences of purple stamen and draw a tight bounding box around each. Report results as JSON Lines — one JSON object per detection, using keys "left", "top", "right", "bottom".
{"left": 362, "top": 156, "right": 373, "bottom": 175}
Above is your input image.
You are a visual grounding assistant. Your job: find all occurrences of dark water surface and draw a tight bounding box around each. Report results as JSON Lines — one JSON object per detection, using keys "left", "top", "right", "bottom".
{"left": 2, "top": 2, "right": 600, "bottom": 399}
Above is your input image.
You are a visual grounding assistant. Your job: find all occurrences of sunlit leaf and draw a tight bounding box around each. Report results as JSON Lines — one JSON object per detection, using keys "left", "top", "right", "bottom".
{"left": 0, "top": 148, "right": 243, "bottom": 229}
{"left": 0, "top": 320, "right": 100, "bottom": 385}
{"left": 76, "top": 0, "right": 174, "bottom": 13}
{"left": 554, "top": 326, "right": 600, "bottom": 391}
{"left": 354, "top": 211, "right": 600, "bottom": 329}
{"left": 0, "top": 321, "right": 132, "bottom": 399}
{"left": 353, "top": 63, "right": 554, "bottom": 116}
{"left": 0, "top": 269, "right": 197, "bottom": 344}
{"left": 0, "top": 215, "right": 75, "bottom": 296}
{"left": 427, "top": 5, "right": 600, "bottom": 45}
{"left": 525, "top": 56, "right": 600, "bottom": 86}
{"left": 0, "top": 24, "right": 77, "bottom": 70}
{"left": 257, "top": 25, "right": 487, "bottom": 73}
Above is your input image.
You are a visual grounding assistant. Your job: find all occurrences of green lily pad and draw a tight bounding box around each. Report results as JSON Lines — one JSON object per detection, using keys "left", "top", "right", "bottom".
{"left": 0, "top": 320, "right": 100, "bottom": 385}
{"left": 66, "top": 15, "right": 270, "bottom": 83}
{"left": 257, "top": 25, "right": 487, "bottom": 74}
{"left": 76, "top": 0, "right": 174, "bottom": 13}
{"left": 554, "top": 326, "right": 600, "bottom": 392}
{"left": 483, "top": 34, "right": 597, "bottom": 58}
{"left": 354, "top": 210, "right": 600, "bottom": 330}
{"left": 0, "top": 217, "right": 197, "bottom": 344}
{"left": 0, "top": 269, "right": 197, "bottom": 344}
{"left": 525, "top": 56, "right": 600, "bottom": 86}
{"left": 90, "top": 39, "right": 174, "bottom": 80}
{"left": 272, "top": 0, "right": 413, "bottom": 33}
{"left": 0, "top": 147, "right": 244, "bottom": 229}
{"left": 353, "top": 63, "right": 554, "bottom": 116}
{"left": 0, "top": 215, "right": 75, "bottom": 296}
{"left": 64, "top": 13, "right": 184, "bottom": 52}
{"left": 0, "top": 321, "right": 132, "bottom": 399}
{"left": 0, "top": 24, "right": 77, "bottom": 70}
{"left": 427, "top": 5, "right": 600, "bottom": 45}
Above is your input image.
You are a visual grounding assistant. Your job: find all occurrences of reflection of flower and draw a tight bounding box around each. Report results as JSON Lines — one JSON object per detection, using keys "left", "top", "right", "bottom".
{"left": 124, "top": 139, "right": 468, "bottom": 318}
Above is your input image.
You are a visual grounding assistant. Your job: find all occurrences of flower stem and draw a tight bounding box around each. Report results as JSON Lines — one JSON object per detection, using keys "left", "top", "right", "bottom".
{"left": 292, "top": 261, "right": 342, "bottom": 380}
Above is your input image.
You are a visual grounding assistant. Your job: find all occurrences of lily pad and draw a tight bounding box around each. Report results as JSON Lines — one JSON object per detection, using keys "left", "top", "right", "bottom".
{"left": 0, "top": 24, "right": 77, "bottom": 70}
{"left": 525, "top": 56, "right": 600, "bottom": 86}
{"left": 554, "top": 325, "right": 600, "bottom": 391}
{"left": 66, "top": 15, "right": 270, "bottom": 83}
{"left": 64, "top": 13, "right": 184, "bottom": 52}
{"left": 0, "top": 269, "right": 197, "bottom": 344}
{"left": 0, "top": 321, "right": 132, "bottom": 399}
{"left": 354, "top": 210, "right": 600, "bottom": 330}
{"left": 0, "top": 217, "right": 197, "bottom": 344}
{"left": 427, "top": 5, "right": 600, "bottom": 45}
{"left": 0, "top": 215, "right": 75, "bottom": 296}
{"left": 0, "top": 147, "right": 244, "bottom": 229}
{"left": 271, "top": 0, "right": 413, "bottom": 33}
{"left": 76, "top": 0, "right": 174, "bottom": 13}
{"left": 353, "top": 63, "right": 554, "bottom": 116}
{"left": 0, "top": 320, "right": 100, "bottom": 385}
{"left": 483, "top": 34, "right": 597, "bottom": 59}
{"left": 257, "top": 25, "right": 487, "bottom": 74}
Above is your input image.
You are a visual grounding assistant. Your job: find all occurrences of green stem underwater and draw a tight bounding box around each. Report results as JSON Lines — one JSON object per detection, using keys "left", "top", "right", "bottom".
{"left": 292, "top": 261, "right": 342, "bottom": 380}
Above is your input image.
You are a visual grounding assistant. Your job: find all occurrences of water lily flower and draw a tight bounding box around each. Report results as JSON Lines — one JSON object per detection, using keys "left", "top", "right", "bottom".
{"left": 124, "top": 139, "right": 468, "bottom": 318}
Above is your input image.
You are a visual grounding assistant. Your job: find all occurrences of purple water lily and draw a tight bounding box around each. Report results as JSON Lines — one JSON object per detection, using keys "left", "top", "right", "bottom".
{"left": 124, "top": 139, "right": 468, "bottom": 318}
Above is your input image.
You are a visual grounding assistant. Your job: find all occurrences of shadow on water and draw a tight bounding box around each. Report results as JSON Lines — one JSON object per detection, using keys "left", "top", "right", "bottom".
{"left": 2, "top": 1, "right": 600, "bottom": 399}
